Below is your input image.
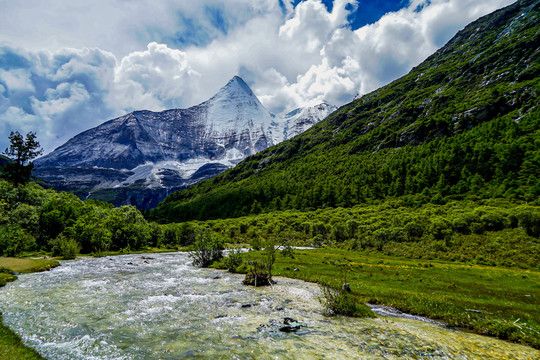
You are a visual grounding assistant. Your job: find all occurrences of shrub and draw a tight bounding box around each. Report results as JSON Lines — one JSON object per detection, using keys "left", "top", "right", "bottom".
{"left": 280, "top": 238, "right": 295, "bottom": 258}
{"left": 189, "top": 231, "right": 225, "bottom": 267}
{"left": 90, "top": 227, "right": 112, "bottom": 256}
{"left": 251, "top": 236, "right": 262, "bottom": 250}
{"left": 480, "top": 212, "right": 508, "bottom": 231}
{"left": 430, "top": 218, "right": 452, "bottom": 240}
{"left": 516, "top": 208, "right": 540, "bottom": 238}
{"left": 243, "top": 260, "right": 274, "bottom": 286}
{"left": 243, "top": 238, "right": 279, "bottom": 286}
{"left": 452, "top": 217, "right": 471, "bottom": 234}
{"left": 262, "top": 238, "right": 278, "bottom": 279}
{"left": 0, "top": 225, "right": 36, "bottom": 256}
{"left": 318, "top": 280, "right": 375, "bottom": 317}
{"left": 52, "top": 234, "right": 80, "bottom": 260}
{"left": 404, "top": 221, "right": 424, "bottom": 239}
{"left": 470, "top": 222, "right": 485, "bottom": 234}
{"left": 223, "top": 247, "right": 243, "bottom": 272}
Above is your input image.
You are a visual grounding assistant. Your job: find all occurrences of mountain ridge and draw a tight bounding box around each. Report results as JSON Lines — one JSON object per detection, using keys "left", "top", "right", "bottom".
{"left": 152, "top": 0, "right": 539, "bottom": 222}
{"left": 35, "top": 76, "right": 336, "bottom": 209}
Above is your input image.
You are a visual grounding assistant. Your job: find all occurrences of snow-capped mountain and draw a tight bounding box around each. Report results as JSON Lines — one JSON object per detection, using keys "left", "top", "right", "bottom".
{"left": 35, "top": 76, "right": 335, "bottom": 209}
{"left": 282, "top": 102, "right": 337, "bottom": 139}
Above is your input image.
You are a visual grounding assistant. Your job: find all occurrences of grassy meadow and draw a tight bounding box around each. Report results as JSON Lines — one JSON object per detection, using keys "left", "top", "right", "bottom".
{"left": 218, "top": 248, "right": 540, "bottom": 349}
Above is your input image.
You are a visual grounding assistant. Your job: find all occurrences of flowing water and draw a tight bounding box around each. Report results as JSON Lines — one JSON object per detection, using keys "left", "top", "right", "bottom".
{"left": 0, "top": 253, "right": 537, "bottom": 359}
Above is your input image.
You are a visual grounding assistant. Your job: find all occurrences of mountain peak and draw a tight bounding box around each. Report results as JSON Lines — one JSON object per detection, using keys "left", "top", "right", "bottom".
{"left": 212, "top": 75, "right": 256, "bottom": 100}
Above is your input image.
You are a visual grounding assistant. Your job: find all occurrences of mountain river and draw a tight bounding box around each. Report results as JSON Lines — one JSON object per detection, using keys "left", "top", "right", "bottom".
{"left": 0, "top": 252, "right": 537, "bottom": 359}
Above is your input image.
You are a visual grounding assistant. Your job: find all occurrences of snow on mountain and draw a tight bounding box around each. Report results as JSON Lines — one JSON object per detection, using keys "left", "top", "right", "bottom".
{"left": 282, "top": 102, "right": 337, "bottom": 139}
{"left": 34, "top": 76, "right": 335, "bottom": 209}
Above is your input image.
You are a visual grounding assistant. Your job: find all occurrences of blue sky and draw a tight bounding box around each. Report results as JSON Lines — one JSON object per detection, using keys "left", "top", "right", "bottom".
{"left": 0, "top": 0, "right": 515, "bottom": 154}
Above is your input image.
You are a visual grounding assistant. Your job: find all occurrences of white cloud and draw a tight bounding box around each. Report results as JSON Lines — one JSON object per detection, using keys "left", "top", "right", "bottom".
{"left": 0, "top": 0, "right": 516, "bottom": 154}
{"left": 113, "top": 42, "right": 201, "bottom": 112}
{"left": 0, "top": 68, "right": 35, "bottom": 92}
{"left": 274, "top": 0, "right": 515, "bottom": 104}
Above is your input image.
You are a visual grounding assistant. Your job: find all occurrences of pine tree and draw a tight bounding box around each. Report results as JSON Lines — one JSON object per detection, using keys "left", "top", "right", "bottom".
{"left": 2, "top": 131, "right": 43, "bottom": 185}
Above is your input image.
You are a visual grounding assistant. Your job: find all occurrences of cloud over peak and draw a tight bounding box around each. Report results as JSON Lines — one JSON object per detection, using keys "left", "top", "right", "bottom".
{"left": 0, "top": 0, "right": 515, "bottom": 153}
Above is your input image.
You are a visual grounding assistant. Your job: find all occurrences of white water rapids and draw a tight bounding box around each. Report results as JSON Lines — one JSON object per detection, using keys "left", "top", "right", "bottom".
{"left": 0, "top": 253, "right": 537, "bottom": 359}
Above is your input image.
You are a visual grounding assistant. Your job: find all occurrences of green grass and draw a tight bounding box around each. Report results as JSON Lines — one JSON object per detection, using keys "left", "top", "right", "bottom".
{"left": 0, "top": 258, "right": 59, "bottom": 360}
{"left": 0, "top": 258, "right": 59, "bottom": 274}
{"left": 0, "top": 320, "right": 45, "bottom": 360}
{"left": 236, "top": 248, "right": 540, "bottom": 349}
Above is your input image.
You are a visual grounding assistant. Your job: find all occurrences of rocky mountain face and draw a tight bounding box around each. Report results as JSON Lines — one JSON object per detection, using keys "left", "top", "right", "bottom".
{"left": 35, "top": 76, "right": 336, "bottom": 209}
{"left": 152, "top": 0, "right": 539, "bottom": 222}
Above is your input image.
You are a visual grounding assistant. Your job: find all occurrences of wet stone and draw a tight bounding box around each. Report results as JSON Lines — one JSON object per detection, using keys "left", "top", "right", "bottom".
{"left": 258, "top": 318, "right": 309, "bottom": 337}
{"left": 181, "top": 350, "right": 195, "bottom": 357}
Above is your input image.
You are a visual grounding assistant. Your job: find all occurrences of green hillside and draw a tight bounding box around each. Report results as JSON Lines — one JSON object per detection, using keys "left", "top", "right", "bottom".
{"left": 152, "top": 0, "right": 539, "bottom": 222}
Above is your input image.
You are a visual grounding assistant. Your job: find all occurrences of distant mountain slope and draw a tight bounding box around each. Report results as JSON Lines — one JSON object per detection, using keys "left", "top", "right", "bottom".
{"left": 36, "top": 76, "right": 279, "bottom": 170}
{"left": 34, "top": 76, "right": 335, "bottom": 209}
{"left": 152, "top": 0, "right": 539, "bottom": 222}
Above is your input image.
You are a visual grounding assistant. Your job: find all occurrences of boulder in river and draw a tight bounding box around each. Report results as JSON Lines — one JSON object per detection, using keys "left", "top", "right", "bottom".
{"left": 258, "top": 318, "right": 309, "bottom": 337}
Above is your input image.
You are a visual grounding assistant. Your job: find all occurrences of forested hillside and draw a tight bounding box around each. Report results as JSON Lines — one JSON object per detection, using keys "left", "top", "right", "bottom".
{"left": 0, "top": 180, "right": 199, "bottom": 257}
{"left": 151, "top": 0, "right": 539, "bottom": 223}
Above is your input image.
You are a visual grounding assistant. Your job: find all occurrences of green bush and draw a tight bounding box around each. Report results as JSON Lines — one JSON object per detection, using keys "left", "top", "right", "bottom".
{"left": 189, "top": 231, "right": 226, "bottom": 267}
{"left": 516, "top": 207, "right": 540, "bottom": 238}
{"left": 0, "top": 225, "right": 36, "bottom": 256}
{"left": 480, "top": 212, "right": 508, "bottom": 231}
{"left": 52, "top": 235, "right": 80, "bottom": 260}
{"left": 251, "top": 236, "right": 262, "bottom": 250}
{"left": 243, "top": 260, "right": 274, "bottom": 286}
{"left": 404, "top": 221, "right": 424, "bottom": 240}
{"left": 430, "top": 218, "right": 452, "bottom": 240}
{"left": 318, "top": 280, "right": 375, "bottom": 318}
{"left": 223, "top": 247, "right": 243, "bottom": 272}
{"left": 470, "top": 222, "right": 485, "bottom": 234}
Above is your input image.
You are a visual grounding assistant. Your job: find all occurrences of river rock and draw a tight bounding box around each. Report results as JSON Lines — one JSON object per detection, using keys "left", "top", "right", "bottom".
{"left": 258, "top": 318, "right": 309, "bottom": 337}
{"left": 181, "top": 350, "right": 195, "bottom": 357}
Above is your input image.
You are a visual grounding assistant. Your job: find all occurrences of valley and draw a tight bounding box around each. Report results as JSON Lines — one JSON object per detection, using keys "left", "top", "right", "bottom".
{"left": 0, "top": 0, "right": 538, "bottom": 359}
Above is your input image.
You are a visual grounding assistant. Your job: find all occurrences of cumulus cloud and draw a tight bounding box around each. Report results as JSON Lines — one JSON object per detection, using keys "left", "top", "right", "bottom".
{"left": 0, "top": 46, "right": 119, "bottom": 152}
{"left": 113, "top": 42, "right": 201, "bottom": 112}
{"left": 0, "top": 0, "right": 515, "bottom": 154}
{"left": 273, "top": 0, "right": 515, "bottom": 105}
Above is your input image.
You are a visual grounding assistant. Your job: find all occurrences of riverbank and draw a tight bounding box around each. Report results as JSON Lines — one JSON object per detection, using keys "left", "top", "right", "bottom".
{"left": 227, "top": 248, "right": 540, "bottom": 349}
{"left": 2, "top": 250, "right": 538, "bottom": 358}
{"left": 0, "top": 257, "right": 59, "bottom": 360}
{"left": 2, "top": 252, "right": 537, "bottom": 359}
